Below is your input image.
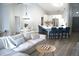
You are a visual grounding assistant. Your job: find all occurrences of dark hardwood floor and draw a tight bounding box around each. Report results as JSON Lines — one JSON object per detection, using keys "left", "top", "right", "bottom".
{"left": 30, "top": 32, "right": 79, "bottom": 56}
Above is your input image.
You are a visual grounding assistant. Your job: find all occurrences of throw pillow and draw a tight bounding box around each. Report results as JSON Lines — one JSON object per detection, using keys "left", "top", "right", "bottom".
{"left": 31, "top": 33, "right": 40, "bottom": 40}
{"left": 12, "top": 34, "right": 25, "bottom": 46}
{"left": 7, "top": 36, "right": 16, "bottom": 46}
{"left": 23, "top": 32, "right": 31, "bottom": 41}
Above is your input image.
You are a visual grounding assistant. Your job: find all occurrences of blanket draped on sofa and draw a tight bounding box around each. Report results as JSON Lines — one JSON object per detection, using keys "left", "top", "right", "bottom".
{"left": 1, "top": 36, "right": 16, "bottom": 49}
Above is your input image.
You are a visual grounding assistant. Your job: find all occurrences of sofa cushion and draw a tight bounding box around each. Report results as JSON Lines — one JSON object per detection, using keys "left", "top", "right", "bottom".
{"left": 9, "top": 52, "right": 29, "bottom": 56}
{"left": 31, "top": 33, "right": 40, "bottom": 40}
{"left": 0, "top": 49, "right": 16, "bottom": 56}
{"left": 13, "top": 41, "right": 34, "bottom": 52}
{"left": 28, "top": 38, "right": 44, "bottom": 45}
{"left": 0, "top": 37, "right": 5, "bottom": 49}
{"left": 12, "top": 34, "right": 25, "bottom": 46}
{"left": 0, "top": 49, "right": 29, "bottom": 56}
{"left": 23, "top": 32, "right": 31, "bottom": 41}
{"left": 39, "top": 34, "right": 46, "bottom": 39}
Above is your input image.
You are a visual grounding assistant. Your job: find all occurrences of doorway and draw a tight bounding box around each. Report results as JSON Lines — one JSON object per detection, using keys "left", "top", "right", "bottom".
{"left": 72, "top": 17, "right": 79, "bottom": 32}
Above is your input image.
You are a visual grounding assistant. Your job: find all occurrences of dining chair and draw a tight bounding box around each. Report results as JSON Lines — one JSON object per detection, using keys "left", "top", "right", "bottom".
{"left": 58, "top": 27, "right": 63, "bottom": 39}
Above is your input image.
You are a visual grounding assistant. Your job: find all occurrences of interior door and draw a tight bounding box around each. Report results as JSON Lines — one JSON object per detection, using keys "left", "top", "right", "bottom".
{"left": 72, "top": 17, "right": 79, "bottom": 32}
{"left": 15, "top": 16, "right": 21, "bottom": 33}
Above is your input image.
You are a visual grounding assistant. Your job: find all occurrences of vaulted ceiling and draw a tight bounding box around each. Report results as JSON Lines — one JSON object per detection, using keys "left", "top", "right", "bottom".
{"left": 38, "top": 3, "right": 69, "bottom": 15}
{"left": 16, "top": 3, "right": 69, "bottom": 15}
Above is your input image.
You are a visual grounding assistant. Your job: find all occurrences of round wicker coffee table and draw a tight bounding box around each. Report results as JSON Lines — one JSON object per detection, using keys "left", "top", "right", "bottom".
{"left": 36, "top": 44, "right": 56, "bottom": 56}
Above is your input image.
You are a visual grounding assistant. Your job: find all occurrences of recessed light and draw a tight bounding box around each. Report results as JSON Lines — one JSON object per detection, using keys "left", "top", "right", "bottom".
{"left": 51, "top": 3, "right": 64, "bottom": 7}
{"left": 76, "top": 12, "right": 79, "bottom": 14}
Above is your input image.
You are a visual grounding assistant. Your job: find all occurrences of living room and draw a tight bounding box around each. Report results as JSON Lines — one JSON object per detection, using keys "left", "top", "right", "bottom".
{"left": 0, "top": 3, "right": 79, "bottom": 56}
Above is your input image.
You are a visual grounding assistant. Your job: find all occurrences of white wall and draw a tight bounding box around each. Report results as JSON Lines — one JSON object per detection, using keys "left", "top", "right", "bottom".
{"left": 0, "top": 4, "right": 11, "bottom": 32}
{"left": 0, "top": 3, "right": 69, "bottom": 33}
{"left": 43, "top": 4, "right": 69, "bottom": 27}
{"left": 0, "top": 4, "right": 2, "bottom": 31}
{"left": 0, "top": 4, "right": 16, "bottom": 34}
{"left": 0, "top": 3, "right": 46, "bottom": 33}
{"left": 13, "top": 4, "right": 46, "bottom": 32}
{"left": 68, "top": 4, "right": 73, "bottom": 27}
{"left": 27, "top": 4, "right": 46, "bottom": 31}
{"left": 62, "top": 4, "right": 69, "bottom": 27}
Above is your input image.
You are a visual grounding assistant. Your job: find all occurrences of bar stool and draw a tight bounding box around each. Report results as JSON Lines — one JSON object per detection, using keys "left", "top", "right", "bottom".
{"left": 63, "top": 27, "right": 70, "bottom": 38}
{"left": 58, "top": 27, "right": 63, "bottom": 39}
{"left": 49, "top": 27, "right": 58, "bottom": 39}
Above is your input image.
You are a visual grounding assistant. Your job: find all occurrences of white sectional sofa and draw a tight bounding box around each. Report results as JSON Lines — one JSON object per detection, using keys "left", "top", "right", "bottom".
{"left": 0, "top": 33, "right": 46, "bottom": 56}
{"left": 0, "top": 49, "right": 29, "bottom": 56}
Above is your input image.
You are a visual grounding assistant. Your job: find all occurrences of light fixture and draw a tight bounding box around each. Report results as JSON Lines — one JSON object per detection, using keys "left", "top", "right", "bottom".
{"left": 52, "top": 3, "right": 64, "bottom": 7}
{"left": 76, "top": 12, "right": 79, "bottom": 14}
{"left": 23, "top": 4, "right": 30, "bottom": 20}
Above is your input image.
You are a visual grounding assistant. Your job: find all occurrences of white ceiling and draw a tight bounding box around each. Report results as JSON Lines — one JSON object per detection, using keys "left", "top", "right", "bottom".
{"left": 16, "top": 3, "right": 69, "bottom": 15}
{"left": 38, "top": 3, "right": 68, "bottom": 15}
